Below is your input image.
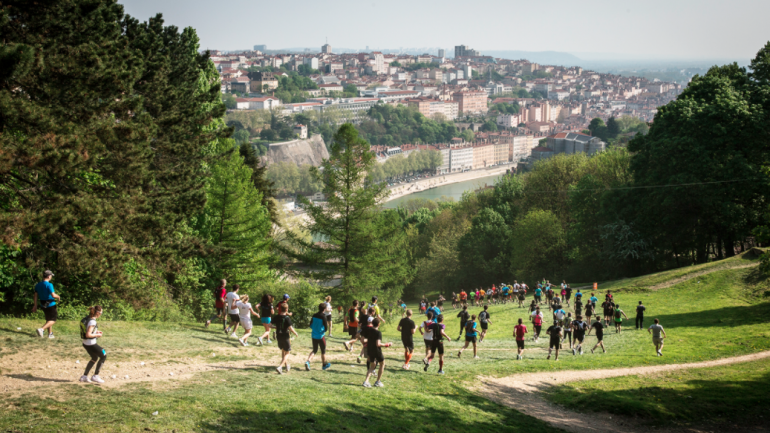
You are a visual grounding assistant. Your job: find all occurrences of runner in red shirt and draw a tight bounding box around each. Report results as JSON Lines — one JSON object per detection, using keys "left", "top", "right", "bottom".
{"left": 205, "top": 279, "right": 228, "bottom": 331}
{"left": 513, "top": 318, "right": 528, "bottom": 360}
{"left": 460, "top": 290, "right": 468, "bottom": 307}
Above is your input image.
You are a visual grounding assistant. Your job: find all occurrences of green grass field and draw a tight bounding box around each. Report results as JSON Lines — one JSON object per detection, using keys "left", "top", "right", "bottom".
{"left": 1, "top": 252, "right": 768, "bottom": 432}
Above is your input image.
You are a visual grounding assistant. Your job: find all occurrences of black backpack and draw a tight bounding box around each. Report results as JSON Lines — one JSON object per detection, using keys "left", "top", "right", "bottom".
{"left": 79, "top": 316, "right": 97, "bottom": 339}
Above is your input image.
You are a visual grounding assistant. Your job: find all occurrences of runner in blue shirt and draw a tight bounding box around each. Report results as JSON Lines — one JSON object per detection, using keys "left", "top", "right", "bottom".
{"left": 457, "top": 315, "right": 479, "bottom": 359}
{"left": 33, "top": 270, "right": 60, "bottom": 339}
{"left": 305, "top": 303, "right": 330, "bottom": 371}
{"left": 590, "top": 293, "right": 598, "bottom": 306}
{"left": 534, "top": 287, "right": 543, "bottom": 305}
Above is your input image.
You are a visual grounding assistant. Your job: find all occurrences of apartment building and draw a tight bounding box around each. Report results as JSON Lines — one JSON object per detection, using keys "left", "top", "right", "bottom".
{"left": 494, "top": 141, "right": 510, "bottom": 165}
{"left": 449, "top": 145, "right": 473, "bottom": 172}
{"left": 248, "top": 71, "right": 279, "bottom": 92}
{"left": 234, "top": 96, "right": 282, "bottom": 110}
{"left": 452, "top": 90, "right": 488, "bottom": 115}
{"left": 472, "top": 143, "right": 495, "bottom": 169}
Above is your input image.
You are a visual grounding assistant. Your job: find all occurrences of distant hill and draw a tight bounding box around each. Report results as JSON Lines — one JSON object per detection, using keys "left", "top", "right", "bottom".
{"left": 484, "top": 50, "right": 582, "bottom": 66}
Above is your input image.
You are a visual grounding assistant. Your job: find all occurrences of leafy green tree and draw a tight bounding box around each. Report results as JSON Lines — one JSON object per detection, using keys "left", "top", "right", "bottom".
{"left": 606, "top": 116, "right": 620, "bottom": 138}
{"left": 222, "top": 93, "right": 237, "bottom": 109}
{"left": 200, "top": 141, "right": 273, "bottom": 283}
{"left": 511, "top": 210, "right": 566, "bottom": 281}
{"left": 627, "top": 61, "right": 768, "bottom": 263}
{"left": 0, "top": 2, "right": 227, "bottom": 308}
{"left": 282, "top": 124, "right": 413, "bottom": 301}
{"left": 239, "top": 143, "right": 278, "bottom": 224}
{"left": 457, "top": 208, "right": 513, "bottom": 286}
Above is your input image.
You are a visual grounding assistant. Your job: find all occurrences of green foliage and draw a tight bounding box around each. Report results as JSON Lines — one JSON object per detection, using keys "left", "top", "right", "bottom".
{"left": 266, "top": 162, "right": 323, "bottom": 196}
{"left": 357, "top": 104, "right": 460, "bottom": 147}
{"left": 222, "top": 92, "right": 237, "bottom": 109}
{"left": 404, "top": 62, "right": 440, "bottom": 71}
{"left": 511, "top": 209, "right": 566, "bottom": 281}
{"left": 491, "top": 102, "right": 520, "bottom": 114}
{"left": 281, "top": 124, "right": 413, "bottom": 303}
{"left": 369, "top": 150, "right": 443, "bottom": 181}
{"left": 197, "top": 140, "right": 273, "bottom": 284}
{"left": 606, "top": 116, "right": 620, "bottom": 138}
{"left": 273, "top": 74, "right": 318, "bottom": 103}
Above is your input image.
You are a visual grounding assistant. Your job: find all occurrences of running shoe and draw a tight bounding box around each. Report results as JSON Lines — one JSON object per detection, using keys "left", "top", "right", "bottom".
{"left": 603, "top": 350, "right": 606, "bottom": 353}
{"left": 276, "top": 367, "right": 283, "bottom": 375}
{"left": 580, "top": 350, "right": 584, "bottom": 355}
{"left": 224, "top": 328, "right": 229, "bottom": 335}
{"left": 422, "top": 358, "right": 428, "bottom": 366}
{"left": 48, "top": 334, "right": 55, "bottom": 339}
{"left": 591, "top": 348, "right": 594, "bottom": 354}
{"left": 305, "top": 361, "right": 311, "bottom": 371}
{"left": 90, "top": 375, "right": 104, "bottom": 384}
{"left": 457, "top": 351, "right": 462, "bottom": 358}
{"left": 473, "top": 356, "right": 479, "bottom": 359}
{"left": 266, "top": 339, "right": 272, "bottom": 344}
{"left": 79, "top": 375, "right": 90, "bottom": 383}
{"left": 322, "top": 363, "right": 331, "bottom": 371}
{"left": 362, "top": 381, "right": 372, "bottom": 388}
{"left": 205, "top": 320, "right": 210, "bottom": 328}
{"left": 36, "top": 328, "right": 44, "bottom": 338}
{"left": 357, "top": 356, "right": 361, "bottom": 364}
{"left": 374, "top": 381, "right": 384, "bottom": 387}
{"left": 343, "top": 342, "right": 350, "bottom": 351}
{"left": 438, "top": 370, "right": 445, "bottom": 375}
{"left": 405, "top": 364, "right": 410, "bottom": 370}
{"left": 239, "top": 338, "right": 246, "bottom": 347}
{"left": 547, "top": 355, "right": 551, "bottom": 360}
{"left": 287, "top": 364, "right": 291, "bottom": 372}
{"left": 257, "top": 337, "right": 263, "bottom": 346}
{"left": 230, "top": 332, "right": 237, "bottom": 339}
{"left": 572, "top": 348, "right": 576, "bottom": 356}
{"left": 423, "top": 362, "right": 430, "bottom": 372}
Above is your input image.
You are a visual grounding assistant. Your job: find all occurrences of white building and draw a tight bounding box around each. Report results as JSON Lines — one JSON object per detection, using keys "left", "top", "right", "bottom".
{"left": 234, "top": 96, "right": 282, "bottom": 110}
{"left": 449, "top": 146, "right": 473, "bottom": 172}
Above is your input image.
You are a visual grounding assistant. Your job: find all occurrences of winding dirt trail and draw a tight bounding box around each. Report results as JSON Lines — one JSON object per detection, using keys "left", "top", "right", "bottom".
{"left": 478, "top": 350, "right": 770, "bottom": 433}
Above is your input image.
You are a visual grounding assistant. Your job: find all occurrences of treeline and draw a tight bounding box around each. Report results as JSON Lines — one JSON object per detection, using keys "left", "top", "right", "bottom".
{"left": 266, "top": 162, "right": 323, "bottom": 196}
{"left": 399, "top": 47, "right": 770, "bottom": 296}
{"left": 369, "top": 150, "right": 443, "bottom": 182}
{"left": 0, "top": 1, "right": 321, "bottom": 321}
{"left": 357, "top": 104, "right": 469, "bottom": 147}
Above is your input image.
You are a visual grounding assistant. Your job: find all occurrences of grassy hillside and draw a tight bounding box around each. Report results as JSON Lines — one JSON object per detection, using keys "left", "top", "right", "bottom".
{"left": 1, "top": 251, "right": 768, "bottom": 432}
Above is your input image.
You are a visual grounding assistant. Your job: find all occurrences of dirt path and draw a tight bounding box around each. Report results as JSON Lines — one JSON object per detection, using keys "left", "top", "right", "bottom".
{"left": 478, "top": 350, "right": 770, "bottom": 433}
{"left": 0, "top": 343, "right": 374, "bottom": 397}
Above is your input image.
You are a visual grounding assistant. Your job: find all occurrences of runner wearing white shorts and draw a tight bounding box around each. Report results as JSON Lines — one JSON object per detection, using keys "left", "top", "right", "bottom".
{"left": 236, "top": 295, "right": 257, "bottom": 346}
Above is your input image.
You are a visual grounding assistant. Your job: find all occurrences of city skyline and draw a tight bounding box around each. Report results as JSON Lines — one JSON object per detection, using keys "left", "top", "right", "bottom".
{"left": 119, "top": 0, "right": 770, "bottom": 62}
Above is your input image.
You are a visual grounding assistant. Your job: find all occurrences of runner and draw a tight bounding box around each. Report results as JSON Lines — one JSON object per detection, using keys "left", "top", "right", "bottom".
{"left": 478, "top": 305, "right": 492, "bottom": 343}
{"left": 419, "top": 300, "right": 427, "bottom": 315}
{"left": 571, "top": 315, "right": 587, "bottom": 355}
{"left": 502, "top": 284, "right": 510, "bottom": 304}
{"left": 512, "top": 283, "right": 519, "bottom": 303}
{"left": 564, "top": 284, "right": 572, "bottom": 307}
{"left": 305, "top": 303, "right": 331, "bottom": 371}
{"left": 437, "top": 295, "right": 445, "bottom": 312}
{"left": 534, "top": 285, "right": 542, "bottom": 305}
{"left": 205, "top": 279, "right": 227, "bottom": 331}
{"left": 235, "top": 295, "right": 257, "bottom": 347}
{"left": 545, "top": 284, "right": 553, "bottom": 309}
{"left": 563, "top": 312, "right": 573, "bottom": 349}
{"left": 457, "top": 314, "right": 478, "bottom": 359}
{"left": 362, "top": 318, "right": 392, "bottom": 388}
{"left": 79, "top": 305, "right": 106, "bottom": 384}
{"left": 588, "top": 317, "right": 606, "bottom": 353}
{"left": 424, "top": 314, "right": 451, "bottom": 374}
{"left": 419, "top": 311, "right": 435, "bottom": 364}
{"left": 451, "top": 292, "right": 458, "bottom": 309}
{"left": 224, "top": 284, "right": 241, "bottom": 338}
{"left": 584, "top": 299, "right": 595, "bottom": 324}
{"left": 400, "top": 299, "right": 407, "bottom": 317}
{"left": 601, "top": 298, "right": 615, "bottom": 327}
{"left": 460, "top": 289, "right": 468, "bottom": 307}
{"left": 552, "top": 304, "right": 566, "bottom": 327}
{"left": 613, "top": 304, "right": 629, "bottom": 333}
{"left": 456, "top": 305, "right": 470, "bottom": 340}
{"left": 272, "top": 294, "right": 291, "bottom": 341}
{"left": 255, "top": 294, "right": 274, "bottom": 345}
{"left": 636, "top": 301, "right": 646, "bottom": 330}
{"left": 474, "top": 289, "right": 481, "bottom": 307}
{"left": 575, "top": 288, "right": 583, "bottom": 303}
{"left": 545, "top": 321, "right": 562, "bottom": 361}
{"left": 370, "top": 296, "right": 385, "bottom": 323}
{"left": 648, "top": 318, "right": 667, "bottom": 356}
{"left": 574, "top": 296, "right": 583, "bottom": 318}
{"left": 397, "top": 310, "right": 416, "bottom": 369}
{"left": 33, "top": 270, "right": 60, "bottom": 339}
{"left": 590, "top": 292, "right": 599, "bottom": 309}
{"left": 530, "top": 306, "right": 544, "bottom": 342}
{"left": 517, "top": 285, "right": 526, "bottom": 308}
{"left": 513, "top": 318, "right": 527, "bottom": 360}
{"left": 274, "top": 303, "right": 298, "bottom": 374}
{"left": 427, "top": 302, "right": 441, "bottom": 320}
{"left": 343, "top": 300, "right": 359, "bottom": 352}
{"left": 324, "top": 296, "right": 334, "bottom": 337}
{"left": 355, "top": 304, "right": 371, "bottom": 364}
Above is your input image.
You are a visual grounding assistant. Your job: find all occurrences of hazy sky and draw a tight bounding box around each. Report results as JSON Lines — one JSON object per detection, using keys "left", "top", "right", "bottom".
{"left": 119, "top": 0, "right": 769, "bottom": 61}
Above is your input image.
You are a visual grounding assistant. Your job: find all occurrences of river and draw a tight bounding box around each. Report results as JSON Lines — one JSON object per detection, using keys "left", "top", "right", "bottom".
{"left": 382, "top": 173, "right": 502, "bottom": 208}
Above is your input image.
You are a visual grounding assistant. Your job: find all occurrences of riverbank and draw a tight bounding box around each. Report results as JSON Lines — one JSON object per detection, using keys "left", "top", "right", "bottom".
{"left": 383, "top": 163, "right": 515, "bottom": 204}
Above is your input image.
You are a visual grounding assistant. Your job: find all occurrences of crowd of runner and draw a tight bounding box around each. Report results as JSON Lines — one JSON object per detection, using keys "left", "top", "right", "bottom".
{"left": 29, "top": 273, "right": 668, "bottom": 386}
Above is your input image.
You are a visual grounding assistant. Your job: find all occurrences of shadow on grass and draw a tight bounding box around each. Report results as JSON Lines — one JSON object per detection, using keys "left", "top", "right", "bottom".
{"left": 197, "top": 388, "right": 561, "bottom": 433}
{"left": 0, "top": 326, "right": 38, "bottom": 338}
{"left": 4, "top": 374, "right": 73, "bottom": 383}
{"left": 543, "top": 371, "right": 770, "bottom": 427}
{"left": 654, "top": 302, "right": 770, "bottom": 329}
